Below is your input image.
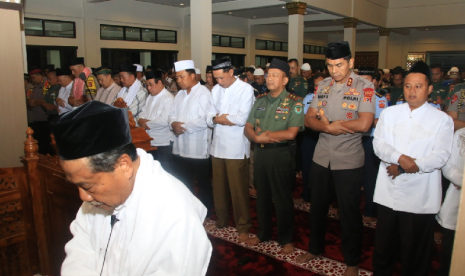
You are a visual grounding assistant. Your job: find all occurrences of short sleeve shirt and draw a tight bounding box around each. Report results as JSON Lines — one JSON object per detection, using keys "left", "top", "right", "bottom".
{"left": 447, "top": 88, "right": 465, "bottom": 121}
{"left": 387, "top": 86, "right": 403, "bottom": 105}
{"left": 430, "top": 81, "right": 448, "bottom": 104}
{"left": 309, "top": 72, "right": 376, "bottom": 170}
{"left": 246, "top": 90, "right": 304, "bottom": 136}
{"left": 445, "top": 83, "right": 465, "bottom": 107}
{"left": 370, "top": 91, "right": 387, "bottom": 136}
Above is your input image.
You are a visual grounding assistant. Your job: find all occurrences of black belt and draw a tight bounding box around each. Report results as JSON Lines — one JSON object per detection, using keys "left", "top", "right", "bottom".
{"left": 255, "top": 141, "right": 289, "bottom": 149}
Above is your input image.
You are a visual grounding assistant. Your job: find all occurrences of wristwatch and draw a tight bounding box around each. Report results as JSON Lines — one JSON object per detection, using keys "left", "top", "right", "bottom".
{"left": 257, "top": 131, "right": 264, "bottom": 136}
{"left": 398, "top": 165, "right": 405, "bottom": 174}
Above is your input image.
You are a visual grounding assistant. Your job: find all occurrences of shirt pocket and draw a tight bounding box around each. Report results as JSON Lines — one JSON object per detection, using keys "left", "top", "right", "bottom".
{"left": 254, "top": 107, "right": 266, "bottom": 118}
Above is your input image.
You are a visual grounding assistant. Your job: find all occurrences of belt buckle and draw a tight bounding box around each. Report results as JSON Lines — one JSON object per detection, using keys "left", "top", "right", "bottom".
{"left": 260, "top": 144, "right": 264, "bottom": 148}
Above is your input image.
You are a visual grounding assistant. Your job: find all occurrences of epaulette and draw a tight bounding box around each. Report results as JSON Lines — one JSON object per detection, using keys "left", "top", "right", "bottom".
{"left": 256, "top": 93, "right": 268, "bottom": 99}
{"left": 287, "top": 93, "right": 303, "bottom": 101}
{"left": 397, "top": 95, "right": 405, "bottom": 102}
{"left": 376, "top": 89, "right": 387, "bottom": 97}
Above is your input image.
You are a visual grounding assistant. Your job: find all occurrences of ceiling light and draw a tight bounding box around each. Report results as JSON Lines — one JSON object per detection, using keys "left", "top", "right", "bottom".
{"left": 282, "top": 6, "right": 285, "bottom": 9}
{"left": 229, "top": 12, "right": 232, "bottom": 14}
{"left": 253, "top": 16, "right": 256, "bottom": 18}
{"left": 425, "top": 28, "right": 428, "bottom": 30}
{"left": 180, "top": 3, "right": 184, "bottom": 5}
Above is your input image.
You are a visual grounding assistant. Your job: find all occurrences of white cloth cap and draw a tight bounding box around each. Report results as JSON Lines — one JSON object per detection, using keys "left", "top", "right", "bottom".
{"left": 266, "top": 63, "right": 270, "bottom": 67}
{"left": 254, "top": 68, "right": 264, "bottom": 76}
{"left": 450, "top": 67, "right": 459, "bottom": 73}
{"left": 301, "top": 63, "right": 311, "bottom": 71}
{"left": 133, "top": 64, "right": 143, "bottom": 72}
{"left": 195, "top": 68, "right": 201, "bottom": 74}
{"left": 383, "top": 69, "right": 390, "bottom": 74}
{"left": 174, "top": 60, "right": 195, "bottom": 72}
{"left": 250, "top": 65, "right": 256, "bottom": 69}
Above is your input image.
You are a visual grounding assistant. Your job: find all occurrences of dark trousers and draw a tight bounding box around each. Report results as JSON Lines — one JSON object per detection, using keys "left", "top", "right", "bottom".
{"left": 148, "top": 142, "right": 174, "bottom": 174}
{"left": 28, "top": 121, "right": 52, "bottom": 155}
{"left": 362, "top": 136, "right": 380, "bottom": 217}
{"left": 373, "top": 204, "right": 435, "bottom": 276}
{"left": 300, "top": 134, "right": 318, "bottom": 202}
{"left": 308, "top": 162, "right": 363, "bottom": 266}
{"left": 254, "top": 145, "right": 295, "bottom": 245}
{"left": 172, "top": 155, "right": 213, "bottom": 212}
{"left": 440, "top": 227, "right": 455, "bottom": 276}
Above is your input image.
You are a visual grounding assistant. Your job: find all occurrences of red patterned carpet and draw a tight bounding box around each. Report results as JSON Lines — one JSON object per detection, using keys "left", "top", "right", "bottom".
{"left": 203, "top": 178, "right": 442, "bottom": 276}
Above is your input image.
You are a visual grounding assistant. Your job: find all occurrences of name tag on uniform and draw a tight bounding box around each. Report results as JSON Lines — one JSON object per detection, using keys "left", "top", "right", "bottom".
{"left": 257, "top": 107, "right": 265, "bottom": 111}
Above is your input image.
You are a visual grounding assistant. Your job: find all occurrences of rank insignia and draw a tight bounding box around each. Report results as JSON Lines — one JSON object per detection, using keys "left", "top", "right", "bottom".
{"left": 322, "top": 87, "right": 330, "bottom": 94}
{"left": 347, "top": 78, "right": 353, "bottom": 87}
{"left": 342, "top": 102, "right": 348, "bottom": 108}
{"left": 346, "top": 112, "right": 353, "bottom": 119}
{"left": 294, "top": 105, "right": 302, "bottom": 114}
{"left": 322, "top": 101, "right": 327, "bottom": 107}
{"left": 452, "top": 94, "right": 458, "bottom": 104}
{"left": 349, "top": 103, "right": 357, "bottom": 110}
{"left": 363, "top": 88, "right": 374, "bottom": 103}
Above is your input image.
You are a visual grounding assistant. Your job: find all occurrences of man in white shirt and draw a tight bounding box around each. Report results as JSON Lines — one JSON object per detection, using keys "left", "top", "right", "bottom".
{"left": 51, "top": 101, "right": 212, "bottom": 276}
{"left": 204, "top": 58, "right": 254, "bottom": 242}
{"left": 56, "top": 68, "right": 74, "bottom": 115}
{"left": 138, "top": 70, "right": 175, "bottom": 174}
{"left": 116, "top": 64, "right": 147, "bottom": 122}
{"left": 169, "top": 60, "right": 214, "bottom": 214}
{"left": 94, "top": 67, "right": 120, "bottom": 105}
{"left": 436, "top": 128, "right": 464, "bottom": 276}
{"left": 372, "top": 61, "right": 454, "bottom": 275}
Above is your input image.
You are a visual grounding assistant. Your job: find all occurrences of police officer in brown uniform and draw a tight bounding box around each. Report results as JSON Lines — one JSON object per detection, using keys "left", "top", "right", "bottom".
{"left": 296, "top": 41, "right": 375, "bottom": 276}
{"left": 447, "top": 85, "right": 465, "bottom": 130}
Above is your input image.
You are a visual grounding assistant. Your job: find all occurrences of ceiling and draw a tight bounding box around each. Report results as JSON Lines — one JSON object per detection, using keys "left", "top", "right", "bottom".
{"left": 136, "top": 0, "right": 237, "bottom": 7}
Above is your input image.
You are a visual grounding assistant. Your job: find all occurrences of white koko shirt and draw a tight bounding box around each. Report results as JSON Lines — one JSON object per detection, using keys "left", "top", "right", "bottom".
{"left": 138, "top": 88, "right": 175, "bottom": 147}
{"left": 57, "top": 81, "right": 74, "bottom": 115}
{"left": 207, "top": 79, "right": 254, "bottom": 159}
{"left": 436, "top": 128, "right": 465, "bottom": 230}
{"left": 169, "top": 82, "right": 212, "bottom": 159}
{"left": 61, "top": 149, "right": 212, "bottom": 276}
{"left": 373, "top": 102, "right": 453, "bottom": 214}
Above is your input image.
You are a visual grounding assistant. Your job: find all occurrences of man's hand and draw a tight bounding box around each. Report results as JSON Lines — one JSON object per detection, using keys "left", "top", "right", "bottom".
{"left": 398, "top": 154, "right": 419, "bottom": 173}
{"left": 138, "top": 118, "right": 150, "bottom": 130}
{"left": 42, "top": 103, "right": 57, "bottom": 111}
{"left": 255, "top": 131, "right": 279, "bottom": 144}
{"left": 324, "top": 120, "right": 354, "bottom": 136}
{"left": 214, "top": 114, "right": 235, "bottom": 126}
{"left": 56, "top": 98, "right": 66, "bottom": 107}
{"left": 386, "top": 164, "right": 401, "bottom": 179}
{"left": 171, "top": 121, "right": 186, "bottom": 136}
{"left": 68, "top": 96, "right": 84, "bottom": 107}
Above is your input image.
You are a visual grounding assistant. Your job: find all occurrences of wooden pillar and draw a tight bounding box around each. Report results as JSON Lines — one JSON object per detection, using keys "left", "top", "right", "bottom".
{"left": 343, "top": 17, "right": 358, "bottom": 58}
{"left": 378, "top": 28, "right": 390, "bottom": 69}
{"left": 286, "top": 1, "right": 306, "bottom": 65}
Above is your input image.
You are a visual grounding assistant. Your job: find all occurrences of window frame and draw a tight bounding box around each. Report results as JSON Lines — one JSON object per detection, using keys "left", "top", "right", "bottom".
{"left": 100, "top": 24, "right": 177, "bottom": 44}
{"left": 25, "top": 18, "right": 76, "bottom": 38}
{"left": 212, "top": 34, "right": 245, "bottom": 48}
{"left": 255, "top": 39, "right": 288, "bottom": 52}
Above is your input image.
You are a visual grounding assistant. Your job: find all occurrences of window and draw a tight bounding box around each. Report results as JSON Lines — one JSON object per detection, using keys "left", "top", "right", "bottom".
{"left": 100, "top": 24, "right": 177, "bottom": 43}
{"left": 25, "top": 18, "right": 75, "bottom": 38}
{"left": 255, "top": 39, "right": 287, "bottom": 52}
{"left": 211, "top": 35, "right": 245, "bottom": 48}
{"left": 211, "top": 35, "right": 244, "bottom": 48}
{"left": 304, "top": 44, "right": 326, "bottom": 55}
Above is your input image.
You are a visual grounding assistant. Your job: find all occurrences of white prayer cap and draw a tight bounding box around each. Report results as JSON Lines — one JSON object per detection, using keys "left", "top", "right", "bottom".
{"left": 174, "top": 60, "right": 195, "bottom": 72}
{"left": 133, "top": 64, "right": 143, "bottom": 72}
{"left": 266, "top": 63, "right": 270, "bottom": 67}
{"left": 250, "top": 65, "right": 256, "bottom": 69}
{"left": 450, "top": 67, "right": 459, "bottom": 72}
{"left": 301, "top": 63, "right": 311, "bottom": 71}
{"left": 195, "top": 68, "right": 201, "bottom": 74}
{"left": 383, "top": 69, "right": 390, "bottom": 74}
{"left": 254, "top": 68, "right": 265, "bottom": 76}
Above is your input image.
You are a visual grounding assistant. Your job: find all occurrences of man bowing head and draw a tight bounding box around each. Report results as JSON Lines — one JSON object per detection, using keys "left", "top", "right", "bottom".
{"left": 51, "top": 101, "right": 212, "bottom": 276}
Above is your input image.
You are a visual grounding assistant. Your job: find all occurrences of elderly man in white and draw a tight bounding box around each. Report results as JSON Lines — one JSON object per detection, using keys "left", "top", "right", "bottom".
{"left": 169, "top": 60, "right": 214, "bottom": 214}
{"left": 372, "top": 61, "right": 454, "bottom": 276}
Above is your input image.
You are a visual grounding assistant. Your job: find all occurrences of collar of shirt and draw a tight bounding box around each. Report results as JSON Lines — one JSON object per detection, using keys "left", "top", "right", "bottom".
{"left": 405, "top": 100, "right": 429, "bottom": 117}
{"left": 266, "top": 89, "right": 287, "bottom": 102}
